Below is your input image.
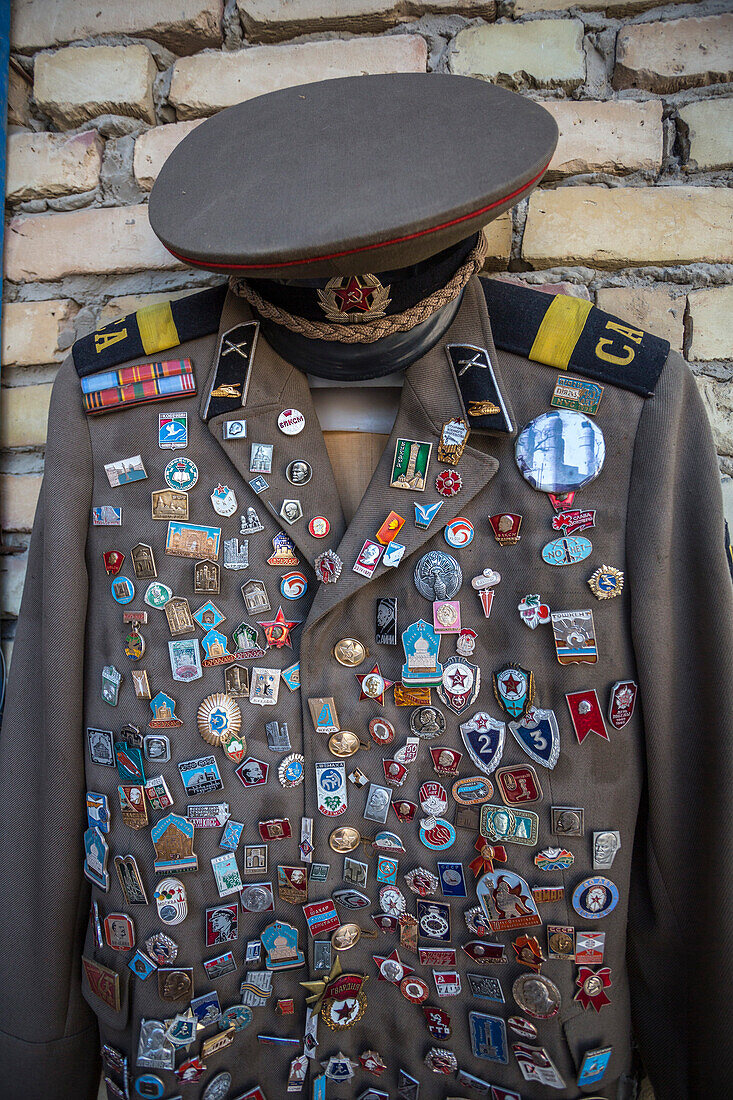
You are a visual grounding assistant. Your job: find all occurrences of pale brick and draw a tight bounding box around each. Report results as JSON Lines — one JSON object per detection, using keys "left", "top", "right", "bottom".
{"left": 0, "top": 475, "right": 43, "bottom": 532}
{"left": 688, "top": 286, "right": 733, "bottom": 362}
{"left": 449, "top": 19, "right": 585, "bottom": 91}
{"left": 237, "top": 0, "right": 494, "bottom": 43}
{"left": 11, "top": 0, "right": 223, "bottom": 54}
{"left": 543, "top": 100, "right": 663, "bottom": 178}
{"left": 99, "top": 288, "right": 204, "bottom": 326}
{"left": 6, "top": 131, "right": 103, "bottom": 203}
{"left": 596, "top": 285, "right": 684, "bottom": 353}
{"left": 2, "top": 299, "right": 78, "bottom": 367}
{"left": 615, "top": 15, "right": 733, "bottom": 94}
{"left": 34, "top": 45, "right": 157, "bottom": 129}
{"left": 696, "top": 375, "right": 733, "bottom": 456}
{"left": 491, "top": 276, "right": 591, "bottom": 299}
{"left": 133, "top": 121, "right": 203, "bottom": 190}
{"left": 8, "top": 61, "right": 32, "bottom": 127}
{"left": 515, "top": 0, "right": 692, "bottom": 13}
{"left": 522, "top": 186, "right": 733, "bottom": 269}
{"left": 0, "top": 384, "right": 53, "bottom": 449}
{"left": 480, "top": 213, "right": 513, "bottom": 268}
{"left": 1, "top": 551, "right": 29, "bottom": 620}
{"left": 169, "top": 35, "right": 428, "bottom": 119}
{"left": 5, "top": 205, "right": 183, "bottom": 283}
{"left": 679, "top": 98, "right": 733, "bottom": 172}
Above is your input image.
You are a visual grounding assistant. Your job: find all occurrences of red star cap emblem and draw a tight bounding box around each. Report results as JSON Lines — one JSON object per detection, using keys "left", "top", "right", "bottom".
{"left": 502, "top": 672, "right": 521, "bottom": 695}
{"left": 333, "top": 276, "right": 375, "bottom": 314}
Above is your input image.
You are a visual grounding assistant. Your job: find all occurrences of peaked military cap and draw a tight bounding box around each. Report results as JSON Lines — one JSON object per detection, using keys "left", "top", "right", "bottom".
{"left": 149, "top": 73, "right": 558, "bottom": 278}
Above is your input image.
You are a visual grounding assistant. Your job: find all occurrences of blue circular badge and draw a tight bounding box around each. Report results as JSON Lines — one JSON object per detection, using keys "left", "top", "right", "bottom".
{"left": 281, "top": 571, "right": 308, "bottom": 599}
{"left": 571, "top": 876, "right": 619, "bottom": 920}
{"left": 164, "top": 457, "right": 198, "bottom": 491}
{"left": 419, "top": 817, "right": 456, "bottom": 851}
{"left": 111, "top": 576, "right": 135, "bottom": 604}
{"left": 134, "top": 1075, "right": 165, "bottom": 1099}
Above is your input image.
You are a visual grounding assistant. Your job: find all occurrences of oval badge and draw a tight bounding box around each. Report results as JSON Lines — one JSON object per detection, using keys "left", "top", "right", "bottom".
{"left": 452, "top": 776, "right": 494, "bottom": 805}
{"left": 541, "top": 536, "right": 593, "bottom": 567}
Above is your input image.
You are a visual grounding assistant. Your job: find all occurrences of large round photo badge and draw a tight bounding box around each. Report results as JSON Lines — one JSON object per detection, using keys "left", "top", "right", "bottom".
{"left": 278, "top": 408, "right": 306, "bottom": 435}
{"left": 515, "top": 410, "right": 605, "bottom": 494}
{"left": 572, "top": 876, "right": 619, "bottom": 920}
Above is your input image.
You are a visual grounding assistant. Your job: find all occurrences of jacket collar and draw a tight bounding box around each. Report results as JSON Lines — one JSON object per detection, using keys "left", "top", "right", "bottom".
{"left": 199, "top": 278, "right": 512, "bottom": 627}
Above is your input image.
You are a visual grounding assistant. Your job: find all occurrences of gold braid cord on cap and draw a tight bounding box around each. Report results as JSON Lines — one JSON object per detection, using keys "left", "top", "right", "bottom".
{"left": 229, "top": 232, "right": 489, "bottom": 344}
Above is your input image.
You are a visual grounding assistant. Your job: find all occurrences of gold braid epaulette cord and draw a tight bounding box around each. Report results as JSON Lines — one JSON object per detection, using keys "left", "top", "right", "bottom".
{"left": 228, "top": 231, "right": 489, "bottom": 344}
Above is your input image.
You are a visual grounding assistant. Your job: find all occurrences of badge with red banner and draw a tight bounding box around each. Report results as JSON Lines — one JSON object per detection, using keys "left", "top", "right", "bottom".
{"left": 566, "top": 690, "right": 609, "bottom": 744}
{"left": 551, "top": 509, "right": 596, "bottom": 535}
{"left": 608, "top": 680, "right": 638, "bottom": 729}
{"left": 423, "top": 1005, "right": 452, "bottom": 1040}
{"left": 575, "top": 966, "right": 612, "bottom": 1012}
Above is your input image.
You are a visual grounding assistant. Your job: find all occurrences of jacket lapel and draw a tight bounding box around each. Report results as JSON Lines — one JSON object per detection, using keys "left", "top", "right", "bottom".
{"left": 200, "top": 291, "right": 346, "bottom": 567}
{"left": 307, "top": 276, "right": 511, "bottom": 627}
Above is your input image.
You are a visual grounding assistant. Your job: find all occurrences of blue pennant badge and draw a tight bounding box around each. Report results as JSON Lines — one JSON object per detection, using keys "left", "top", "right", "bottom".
{"left": 414, "top": 501, "right": 443, "bottom": 529}
{"left": 509, "top": 706, "right": 560, "bottom": 770}
{"left": 460, "top": 712, "right": 505, "bottom": 776}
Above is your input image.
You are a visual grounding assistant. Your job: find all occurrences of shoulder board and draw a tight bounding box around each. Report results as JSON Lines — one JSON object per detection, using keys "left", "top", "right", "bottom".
{"left": 72, "top": 283, "right": 227, "bottom": 378}
{"left": 481, "top": 278, "right": 669, "bottom": 397}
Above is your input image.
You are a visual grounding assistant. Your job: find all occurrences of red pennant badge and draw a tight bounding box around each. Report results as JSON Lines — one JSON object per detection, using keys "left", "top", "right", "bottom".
{"left": 565, "top": 689, "right": 609, "bottom": 744}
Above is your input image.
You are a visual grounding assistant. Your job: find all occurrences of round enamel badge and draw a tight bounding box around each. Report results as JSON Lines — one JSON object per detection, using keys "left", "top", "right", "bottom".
{"left": 571, "top": 876, "right": 619, "bottom": 919}
{"left": 278, "top": 408, "right": 305, "bottom": 435}
{"left": 164, "top": 457, "right": 198, "bottom": 491}
{"left": 444, "top": 518, "right": 474, "bottom": 547}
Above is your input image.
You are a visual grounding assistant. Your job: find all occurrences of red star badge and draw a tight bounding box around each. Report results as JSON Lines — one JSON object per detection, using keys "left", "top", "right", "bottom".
{"left": 355, "top": 664, "right": 394, "bottom": 705}
{"left": 258, "top": 606, "right": 300, "bottom": 649}
{"left": 575, "top": 965, "right": 612, "bottom": 1012}
{"left": 502, "top": 672, "right": 521, "bottom": 695}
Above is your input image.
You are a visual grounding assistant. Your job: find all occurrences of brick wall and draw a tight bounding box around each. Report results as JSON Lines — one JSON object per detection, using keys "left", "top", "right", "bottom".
{"left": 2, "top": 0, "right": 733, "bottom": 658}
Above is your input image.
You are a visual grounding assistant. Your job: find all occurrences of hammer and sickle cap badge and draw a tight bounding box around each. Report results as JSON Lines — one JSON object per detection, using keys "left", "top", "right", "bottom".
{"left": 149, "top": 76, "right": 557, "bottom": 279}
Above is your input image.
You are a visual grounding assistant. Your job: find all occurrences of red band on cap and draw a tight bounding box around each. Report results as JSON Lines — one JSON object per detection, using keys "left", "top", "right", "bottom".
{"left": 165, "top": 162, "right": 550, "bottom": 272}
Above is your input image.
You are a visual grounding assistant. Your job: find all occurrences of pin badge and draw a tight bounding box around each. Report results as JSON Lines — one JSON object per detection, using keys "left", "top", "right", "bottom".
{"left": 286, "top": 460, "right": 312, "bottom": 485}
{"left": 552, "top": 374, "right": 604, "bottom": 416}
{"left": 608, "top": 680, "right": 637, "bottom": 729}
{"left": 435, "top": 470, "right": 462, "bottom": 497}
{"left": 493, "top": 664, "right": 534, "bottom": 720}
{"left": 566, "top": 689, "right": 609, "bottom": 744}
{"left": 86, "top": 728, "right": 114, "bottom": 767}
{"left": 572, "top": 877, "right": 619, "bottom": 920}
{"left": 438, "top": 657, "right": 480, "bottom": 715}
{"left": 278, "top": 409, "right": 305, "bottom": 435}
{"left": 551, "top": 609, "right": 598, "bottom": 664}
{"left": 164, "top": 458, "right": 197, "bottom": 491}
{"left": 353, "top": 539, "right": 383, "bottom": 577}
{"left": 103, "top": 550, "right": 124, "bottom": 576}
{"left": 551, "top": 508, "right": 596, "bottom": 535}
{"left": 309, "top": 516, "right": 330, "bottom": 538}
{"left": 414, "top": 501, "right": 443, "bottom": 529}
{"left": 376, "top": 511, "right": 406, "bottom": 544}
{"left": 588, "top": 564, "right": 624, "bottom": 599}
{"left": 575, "top": 967, "right": 612, "bottom": 1012}
{"left": 518, "top": 594, "right": 550, "bottom": 629}
{"left": 315, "top": 549, "right": 342, "bottom": 583}
{"left": 460, "top": 712, "right": 504, "bottom": 776}
{"left": 489, "top": 514, "right": 522, "bottom": 545}
{"left": 223, "top": 419, "right": 246, "bottom": 439}
{"left": 495, "top": 765, "right": 542, "bottom": 805}
{"left": 444, "top": 518, "right": 474, "bottom": 547}
{"left": 438, "top": 418, "right": 470, "bottom": 465}
{"left": 390, "top": 439, "right": 432, "bottom": 491}
{"left": 471, "top": 568, "right": 500, "bottom": 618}
{"left": 509, "top": 707, "right": 560, "bottom": 770}
{"left": 512, "top": 973, "right": 561, "bottom": 1019}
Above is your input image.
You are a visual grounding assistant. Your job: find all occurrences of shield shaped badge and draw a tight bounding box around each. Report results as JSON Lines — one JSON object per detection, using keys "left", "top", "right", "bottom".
{"left": 460, "top": 713, "right": 505, "bottom": 776}
{"left": 493, "top": 665, "right": 534, "bottom": 720}
{"left": 509, "top": 707, "right": 560, "bottom": 769}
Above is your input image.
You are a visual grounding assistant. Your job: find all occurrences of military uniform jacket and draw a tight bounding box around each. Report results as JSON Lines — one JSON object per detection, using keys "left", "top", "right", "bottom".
{"left": 1, "top": 277, "right": 731, "bottom": 1100}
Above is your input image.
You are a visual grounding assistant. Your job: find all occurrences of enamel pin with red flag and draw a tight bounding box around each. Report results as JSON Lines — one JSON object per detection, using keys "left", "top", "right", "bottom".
{"left": 566, "top": 690, "right": 609, "bottom": 744}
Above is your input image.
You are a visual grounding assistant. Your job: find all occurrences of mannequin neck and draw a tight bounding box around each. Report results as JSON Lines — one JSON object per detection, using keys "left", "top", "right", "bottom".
{"left": 258, "top": 293, "right": 463, "bottom": 381}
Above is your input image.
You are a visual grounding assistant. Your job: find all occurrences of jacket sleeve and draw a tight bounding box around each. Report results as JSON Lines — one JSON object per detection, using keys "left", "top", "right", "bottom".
{"left": 625, "top": 351, "right": 733, "bottom": 1096}
{"left": 0, "top": 359, "right": 100, "bottom": 1099}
